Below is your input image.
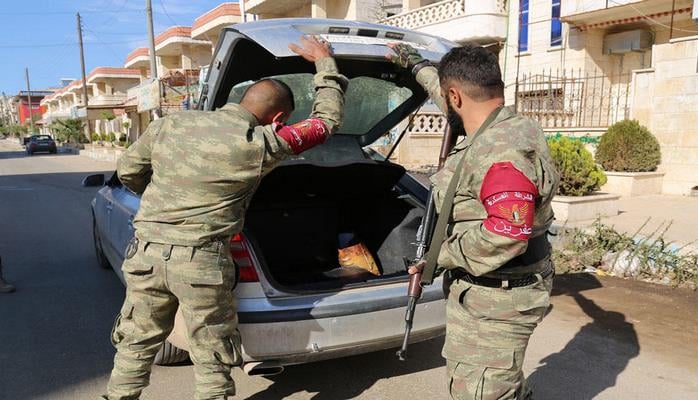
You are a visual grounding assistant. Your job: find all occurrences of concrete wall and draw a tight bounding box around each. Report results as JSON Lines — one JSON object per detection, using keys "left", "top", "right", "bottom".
{"left": 630, "top": 36, "right": 698, "bottom": 195}
{"left": 501, "top": 1, "right": 695, "bottom": 104}
{"left": 256, "top": 0, "right": 403, "bottom": 21}
{"left": 110, "top": 79, "right": 139, "bottom": 95}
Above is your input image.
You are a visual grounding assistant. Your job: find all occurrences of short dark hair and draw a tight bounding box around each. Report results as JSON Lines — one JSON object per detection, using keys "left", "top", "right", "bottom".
{"left": 437, "top": 45, "right": 504, "bottom": 101}
{"left": 240, "top": 78, "right": 295, "bottom": 111}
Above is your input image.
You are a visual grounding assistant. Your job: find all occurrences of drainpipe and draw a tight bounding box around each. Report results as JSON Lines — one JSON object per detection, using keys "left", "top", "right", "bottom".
{"left": 502, "top": 0, "right": 511, "bottom": 90}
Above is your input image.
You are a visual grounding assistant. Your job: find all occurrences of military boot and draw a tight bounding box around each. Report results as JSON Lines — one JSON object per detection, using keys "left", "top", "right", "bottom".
{"left": 0, "top": 256, "right": 16, "bottom": 293}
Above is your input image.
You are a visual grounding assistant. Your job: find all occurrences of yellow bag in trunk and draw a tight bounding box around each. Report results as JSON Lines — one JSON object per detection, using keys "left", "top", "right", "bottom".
{"left": 338, "top": 243, "right": 381, "bottom": 276}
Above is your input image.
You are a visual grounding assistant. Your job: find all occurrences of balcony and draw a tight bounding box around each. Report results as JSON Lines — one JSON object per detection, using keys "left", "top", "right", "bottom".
{"left": 155, "top": 26, "right": 211, "bottom": 57}
{"left": 562, "top": 0, "right": 693, "bottom": 30}
{"left": 192, "top": 2, "right": 241, "bottom": 42}
{"left": 125, "top": 47, "right": 150, "bottom": 70}
{"left": 380, "top": 0, "right": 508, "bottom": 44}
{"left": 87, "top": 94, "right": 128, "bottom": 108}
{"left": 245, "top": 0, "right": 308, "bottom": 17}
{"left": 86, "top": 67, "right": 141, "bottom": 107}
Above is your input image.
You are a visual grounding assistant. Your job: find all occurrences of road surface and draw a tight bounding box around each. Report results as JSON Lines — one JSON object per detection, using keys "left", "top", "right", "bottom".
{"left": 1, "top": 138, "right": 696, "bottom": 399}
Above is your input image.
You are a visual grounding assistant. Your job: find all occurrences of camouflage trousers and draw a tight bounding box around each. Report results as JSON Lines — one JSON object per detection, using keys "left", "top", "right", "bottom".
{"left": 105, "top": 239, "right": 242, "bottom": 400}
{"left": 442, "top": 266, "right": 553, "bottom": 400}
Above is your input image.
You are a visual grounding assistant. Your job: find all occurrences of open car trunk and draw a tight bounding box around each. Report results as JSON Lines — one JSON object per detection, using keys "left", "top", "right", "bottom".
{"left": 244, "top": 161, "right": 424, "bottom": 291}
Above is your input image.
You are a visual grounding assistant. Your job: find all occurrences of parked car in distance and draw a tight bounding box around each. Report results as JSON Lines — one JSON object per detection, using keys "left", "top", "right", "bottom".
{"left": 26, "top": 135, "right": 57, "bottom": 155}
{"left": 86, "top": 18, "right": 455, "bottom": 373}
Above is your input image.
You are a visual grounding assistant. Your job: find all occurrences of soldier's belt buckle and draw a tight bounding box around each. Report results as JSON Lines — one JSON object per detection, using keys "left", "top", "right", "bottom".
{"left": 125, "top": 237, "right": 139, "bottom": 259}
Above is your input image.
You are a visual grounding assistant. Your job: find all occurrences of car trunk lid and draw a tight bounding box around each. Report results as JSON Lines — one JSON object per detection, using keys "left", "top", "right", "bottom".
{"left": 202, "top": 18, "right": 455, "bottom": 146}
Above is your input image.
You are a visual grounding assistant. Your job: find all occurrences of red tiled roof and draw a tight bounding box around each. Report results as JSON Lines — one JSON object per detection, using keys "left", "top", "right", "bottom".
{"left": 125, "top": 47, "right": 149, "bottom": 64}
{"left": 87, "top": 67, "right": 141, "bottom": 81}
{"left": 193, "top": 2, "right": 240, "bottom": 31}
{"left": 155, "top": 26, "right": 192, "bottom": 45}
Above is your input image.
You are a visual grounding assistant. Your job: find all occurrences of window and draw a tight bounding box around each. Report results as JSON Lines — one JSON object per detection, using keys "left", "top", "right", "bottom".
{"left": 517, "top": 88, "right": 564, "bottom": 113}
{"left": 551, "top": 0, "right": 562, "bottom": 47}
{"left": 519, "top": 0, "right": 529, "bottom": 52}
{"left": 228, "top": 74, "right": 413, "bottom": 136}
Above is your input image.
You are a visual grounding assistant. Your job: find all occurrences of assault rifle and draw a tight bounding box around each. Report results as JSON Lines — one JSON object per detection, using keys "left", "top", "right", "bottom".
{"left": 396, "top": 125, "right": 455, "bottom": 361}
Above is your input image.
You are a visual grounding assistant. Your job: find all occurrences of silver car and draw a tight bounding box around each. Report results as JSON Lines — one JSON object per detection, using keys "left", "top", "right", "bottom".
{"left": 88, "top": 18, "right": 454, "bottom": 375}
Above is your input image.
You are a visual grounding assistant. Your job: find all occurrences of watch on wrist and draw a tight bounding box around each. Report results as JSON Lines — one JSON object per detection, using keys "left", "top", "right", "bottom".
{"left": 411, "top": 60, "right": 432, "bottom": 76}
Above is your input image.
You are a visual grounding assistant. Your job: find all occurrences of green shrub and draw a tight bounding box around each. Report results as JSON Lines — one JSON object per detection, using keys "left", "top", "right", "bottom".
{"left": 92, "top": 133, "right": 101, "bottom": 142}
{"left": 108, "top": 132, "right": 116, "bottom": 142}
{"left": 595, "top": 120, "right": 660, "bottom": 172}
{"left": 548, "top": 136, "right": 607, "bottom": 196}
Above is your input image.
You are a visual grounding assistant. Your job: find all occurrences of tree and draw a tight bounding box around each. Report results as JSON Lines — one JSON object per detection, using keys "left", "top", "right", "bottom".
{"left": 99, "top": 111, "right": 116, "bottom": 121}
{"left": 53, "top": 119, "right": 85, "bottom": 144}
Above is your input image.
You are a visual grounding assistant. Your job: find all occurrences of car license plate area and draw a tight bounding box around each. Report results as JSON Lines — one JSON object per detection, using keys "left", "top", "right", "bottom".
{"left": 239, "top": 300, "right": 445, "bottom": 358}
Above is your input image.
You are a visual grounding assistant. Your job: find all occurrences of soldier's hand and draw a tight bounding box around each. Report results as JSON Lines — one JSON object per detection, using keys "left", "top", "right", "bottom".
{"left": 386, "top": 43, "right": 426, "bottom": 70}
{"left": 289, "top": 35, "right": 333, "bottom": 62}
{"left": 408, "top": 259, "right": 426, "bottom": 275}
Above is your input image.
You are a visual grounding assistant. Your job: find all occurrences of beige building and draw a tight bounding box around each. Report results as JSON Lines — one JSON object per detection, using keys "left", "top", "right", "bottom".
{"left": 383, "top": 0, "right": 698, "bottom": 194}
{"left": 41, "top": 68, "right": 142, "bottom": 140}
{"left": 121, "top": 2, "right": 242, "bottom": 136}
{"left": 85, "top": 67, "right": 142, "bottom": 138}
{"left": 379, "top": 1, "right": 509, "bottom": 169}
{"left": 500, "top": 0, "right": 698, "bottom": 195}
{"left": 245, "top": 0, "right": 402, "bottom": 20}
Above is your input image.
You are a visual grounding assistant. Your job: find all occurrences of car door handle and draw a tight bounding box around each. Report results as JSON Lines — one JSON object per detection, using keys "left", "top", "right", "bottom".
{"left": 106, "top": 203, "right": 113, "bottom": 211}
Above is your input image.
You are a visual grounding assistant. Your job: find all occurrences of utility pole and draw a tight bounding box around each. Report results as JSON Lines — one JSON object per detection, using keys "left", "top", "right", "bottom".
{"left": 77, "top": 12, "right": 92, "bottom": 143}
{"left": 240, "top": 0, "right": 247, "bottom": 23}
{"left": 25, "top": 68, "right": 34, "bottom": 134}
{"left": 146, "top": 0, "right": 160, "bottom": 118}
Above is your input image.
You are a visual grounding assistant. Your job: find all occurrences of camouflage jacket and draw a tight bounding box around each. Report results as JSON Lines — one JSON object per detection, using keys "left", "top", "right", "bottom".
{"left": 117, "top": 57, "right": 348, "bottom": 246}
{"left": 416, "top": 66, "right": 560, "bottom": 277}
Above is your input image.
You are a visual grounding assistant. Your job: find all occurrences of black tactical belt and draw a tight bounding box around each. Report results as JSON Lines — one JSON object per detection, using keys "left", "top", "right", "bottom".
{"left": 450, "top": 264, "right": 554, "bottom": 289}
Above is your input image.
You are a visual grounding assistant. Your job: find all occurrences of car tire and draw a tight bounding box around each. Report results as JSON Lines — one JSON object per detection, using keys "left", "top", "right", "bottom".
{"left": 92, "top": 216, "right": 112, "bottom": 270}
{"left": 154, "top": 341, "right": 190, "bottom": 365}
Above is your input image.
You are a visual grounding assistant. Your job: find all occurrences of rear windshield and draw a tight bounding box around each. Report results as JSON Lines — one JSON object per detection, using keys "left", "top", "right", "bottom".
{"left": 227, "top": 74, "right": 413, "bottom": 135}
{"left": 33, "top": 135, "right": 52, "bottom": 141}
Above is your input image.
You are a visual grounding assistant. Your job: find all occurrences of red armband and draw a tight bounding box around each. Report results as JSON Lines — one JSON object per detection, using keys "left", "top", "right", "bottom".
{"left": 275, "top": 118, "right": 329, "bottom": 154}
{"left": 479, "top": 162, "right": 538, "bottom": 241}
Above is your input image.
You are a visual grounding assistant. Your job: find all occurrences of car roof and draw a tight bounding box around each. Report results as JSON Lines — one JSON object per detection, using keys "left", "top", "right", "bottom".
{"left": 229, "top": 18, "right": 457, "bottom": 63}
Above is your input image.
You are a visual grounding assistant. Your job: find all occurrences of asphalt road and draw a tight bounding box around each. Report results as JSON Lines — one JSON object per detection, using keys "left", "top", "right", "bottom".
{"left": 1, "top": 137, "right": 697, "bottom": 400}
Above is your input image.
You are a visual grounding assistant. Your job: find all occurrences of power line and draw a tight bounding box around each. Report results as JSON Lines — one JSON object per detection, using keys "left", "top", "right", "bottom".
{"left": 80, "top": 31, "right": 147, "bottom": 35}
{"left": 1, "top": 10, "right": 145, "bottom": 15}
{"left": 159, "top": 0, "right": 182, "bottom": 27}
{"left": 0, "top": 40, "right": 136, "bottom": 49}
{"left": 93, "top": 0, "right": 133, "bottom": 27}
{"left": 83, "top": 27, "right": 128, "bottom": 65}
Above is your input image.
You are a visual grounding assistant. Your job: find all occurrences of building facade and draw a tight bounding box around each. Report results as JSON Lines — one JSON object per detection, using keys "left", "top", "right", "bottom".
{"left": 502, "top": 0, "right": 698, "bottom": 195}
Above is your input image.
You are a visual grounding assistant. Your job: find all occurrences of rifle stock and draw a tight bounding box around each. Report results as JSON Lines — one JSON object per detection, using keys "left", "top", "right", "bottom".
{"left": 396, "top": 125, "right": 455, "bottom": 361}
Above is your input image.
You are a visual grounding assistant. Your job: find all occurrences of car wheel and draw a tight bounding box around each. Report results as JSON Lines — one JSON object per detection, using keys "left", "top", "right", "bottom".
{"left": 154, "top": 341, "right": 190, "bottom": 365}
{"left": 92, "top": 216, "right": 112, "bottom": 270}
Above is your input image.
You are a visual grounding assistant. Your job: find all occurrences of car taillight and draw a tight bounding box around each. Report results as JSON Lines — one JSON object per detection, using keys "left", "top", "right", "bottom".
{"left": 230, "top": 233, "right": 259, "bottom": 282}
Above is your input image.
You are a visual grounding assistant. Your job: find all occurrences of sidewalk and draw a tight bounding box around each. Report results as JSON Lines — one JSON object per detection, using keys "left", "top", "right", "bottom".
{"left": 567, "top": 194, "right": 698, "bottom": 251}
{"left": 79, "top": 144, "right": 123, "bottom": 163}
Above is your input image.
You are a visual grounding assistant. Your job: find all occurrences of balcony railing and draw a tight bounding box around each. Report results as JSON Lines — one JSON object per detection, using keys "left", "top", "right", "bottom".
{"left": 380, "top": 0, "right": 507, "bottom": 31}
{"left": 408, "top": 110, "right": 446, "bottom": 136}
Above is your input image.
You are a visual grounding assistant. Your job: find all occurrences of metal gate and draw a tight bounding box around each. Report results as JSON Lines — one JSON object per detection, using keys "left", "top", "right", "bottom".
{"left": 515, "top": 68, "right": 631, "bottom": 128}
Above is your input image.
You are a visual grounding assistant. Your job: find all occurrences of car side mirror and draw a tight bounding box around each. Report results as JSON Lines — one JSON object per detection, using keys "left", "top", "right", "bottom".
{"left": 82, "top": 174, "right": 106, "bottom": 187}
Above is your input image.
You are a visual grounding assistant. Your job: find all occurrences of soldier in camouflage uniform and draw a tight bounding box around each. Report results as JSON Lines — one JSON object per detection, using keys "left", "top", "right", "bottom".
{"left": 102, "top": 35, "right": 347, "bottom": 400}
{"left": 388, "top": 44, "right": 560, "bottom": 399}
